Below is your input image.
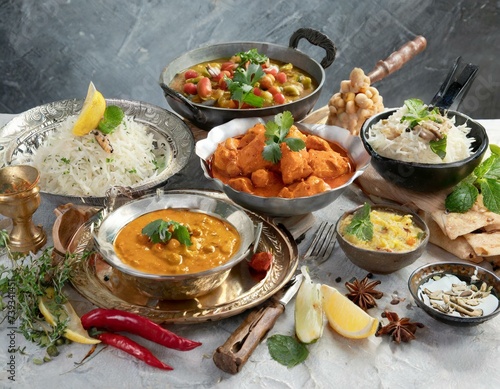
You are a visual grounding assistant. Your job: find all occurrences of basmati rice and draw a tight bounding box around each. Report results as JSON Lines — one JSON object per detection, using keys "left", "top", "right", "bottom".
{"left": 12, "top": 115, "right": 159, "bottom": 197}
{"left": 366, "top": 106, "right": 473, "bottom": 164}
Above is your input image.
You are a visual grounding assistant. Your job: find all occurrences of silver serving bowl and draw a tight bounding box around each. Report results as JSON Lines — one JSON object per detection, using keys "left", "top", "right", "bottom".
{"left": 0, "top": 98, "right": 194, "bottom": 206}
{"left": 159, "top": 28, "right": 336, "bottom": 130}
{"left": 93, "top": 191, "right": 256, "bottom": 300}
{"left": 360, "top": 108, "right": 489, "bottom": 192}
{"left": 196, "top": 117, "right": 371, "bottom": 217}
{"left": 408, "top": 262, "right": 500, "bottom": 326}
{"left": 336, "top": 203, "right": 429, "bottom": 274}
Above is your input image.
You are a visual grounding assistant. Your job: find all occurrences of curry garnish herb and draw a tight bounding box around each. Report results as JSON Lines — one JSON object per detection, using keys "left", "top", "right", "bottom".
{"left": 234, "top": 48, "right": 269, "bottom": 66}
{"left": 262, "top": 111, "right": 306, "bottom": 164}
{"left": 142, "top": 219, "right": 192, "bottom": 246}
{"left": 225, "top": 63, "right": 265, "bottom": 108}
{"left": 445, "top": 144, "right": 500, "bottom": 214}
{"left": 429, "top": 135, "right": 447, "bottom": 159}
{"left": 345, "top": 202, "right": 374, "bottom": 241}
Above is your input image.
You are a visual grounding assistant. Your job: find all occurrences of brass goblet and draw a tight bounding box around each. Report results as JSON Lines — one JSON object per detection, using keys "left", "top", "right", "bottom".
{"left": 0, "top": 165, "right": 46, "bottom": 254}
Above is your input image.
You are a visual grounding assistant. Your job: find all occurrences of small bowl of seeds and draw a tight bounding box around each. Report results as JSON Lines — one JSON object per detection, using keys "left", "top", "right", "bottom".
{"left": 408, "top": 262, "right": 500, "bottom": 326}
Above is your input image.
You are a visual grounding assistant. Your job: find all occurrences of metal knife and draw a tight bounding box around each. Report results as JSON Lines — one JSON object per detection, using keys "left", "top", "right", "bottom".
{"left": 213, "top": 273, "right": 304, "bottom": 374}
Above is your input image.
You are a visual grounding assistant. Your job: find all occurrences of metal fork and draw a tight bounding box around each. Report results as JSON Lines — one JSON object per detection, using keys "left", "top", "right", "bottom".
{"left": 301, "top": 220, "right": 337, "bottom": 265}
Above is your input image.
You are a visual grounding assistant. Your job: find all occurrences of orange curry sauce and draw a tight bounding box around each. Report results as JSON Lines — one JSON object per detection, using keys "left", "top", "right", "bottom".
{"left": 209, "top": 125, "right": 356, "bottom": 198}
{"left": 114, "top": 209, "right": 241, "bottom": 275}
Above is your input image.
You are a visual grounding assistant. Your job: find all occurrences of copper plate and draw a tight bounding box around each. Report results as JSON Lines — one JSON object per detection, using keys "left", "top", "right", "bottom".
{"left": 70, "top": 190, "right": 298, "bottom": 323}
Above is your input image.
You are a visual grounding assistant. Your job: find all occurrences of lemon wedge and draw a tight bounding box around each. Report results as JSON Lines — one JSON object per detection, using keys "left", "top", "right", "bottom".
{"left": 72, "top": 81, "right": 106, "bottom": 136}
{"left": 38, "top": 287, "right": 100, "bottom": 345}
{"left": 295, "top": 266, "right": 324, "bottom": 344}
{"left": 320, "top": 284, "right": 378, "bottom": 339}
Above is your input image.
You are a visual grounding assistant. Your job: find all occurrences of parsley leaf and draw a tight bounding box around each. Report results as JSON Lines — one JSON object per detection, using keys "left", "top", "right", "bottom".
{"left": 345, "top": 202, "right": 373, "bottom": 241}
{"left": 234, "top": 48, "right": 269, "bottom": 66}
{"left": 225, "top": 63, "right": 265, "bottom": 108}
{"left": 262, "top": 111, "right": 305, "bottom": 163}
{"left": 142, "top": 219, "right": 192, "bottom": 246}
{"left": 445, "top": 144, "right": 500, "bottom": 214}
{"left": 267, "top": 334, "right": 309, "bottom": 367}
{"left": 98, "top": 105, "right": 124, "bottom": 134}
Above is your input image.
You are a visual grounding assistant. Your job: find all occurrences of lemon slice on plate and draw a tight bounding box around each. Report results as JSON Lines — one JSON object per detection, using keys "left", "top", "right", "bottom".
{"left": 320, "top": 284, "right": 378, "bottom": 339}
{"left": 295, "top": 266, "right": 324, "bottom": 344}
{"left": 38, "top": 287, "right": 100, "bottom": 344}
{"left": 72, "top": 81, "right": 106, "bottom": 136}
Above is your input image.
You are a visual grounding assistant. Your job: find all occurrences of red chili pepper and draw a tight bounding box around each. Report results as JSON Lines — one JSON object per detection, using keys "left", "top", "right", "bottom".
{"left": 96, "top": 332, "right": 173, "bottom": 370}
{"left": 81, "top": 308, "right": 201, "bottom": 351}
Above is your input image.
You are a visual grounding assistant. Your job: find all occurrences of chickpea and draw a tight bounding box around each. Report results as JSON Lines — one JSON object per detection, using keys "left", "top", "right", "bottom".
{"left": 340, "top": 80, "right": 350, "bottom": 93}
{"left": 346, "top": 100, "right": 356, "bottom": 114}
{"left": 203, "top": 245, "right": 216, "bottom": 254}
{"left": 166, "top": 253, "right": 182, "bottom": 266}
{"left": 355, "top": 93, "right": 373, "bottom": 109}
{"left": 345, "top": 92, "right": 355, "bottom": 102}
{"left": 166, "top": 239, "right": 180, "bottom": 250}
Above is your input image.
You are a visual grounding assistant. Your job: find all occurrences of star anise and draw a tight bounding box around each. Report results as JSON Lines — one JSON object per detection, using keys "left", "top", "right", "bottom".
{"left": 345, "top": 276, "right": 384, "bottom": 310}
{"left": 375, "top": 311, "right": 424, "bottom": 343}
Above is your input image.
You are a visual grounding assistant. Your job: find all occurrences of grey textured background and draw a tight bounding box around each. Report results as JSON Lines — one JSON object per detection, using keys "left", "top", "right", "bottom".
{"left": 0, "top": 0, "right": 498, "bottom": 119}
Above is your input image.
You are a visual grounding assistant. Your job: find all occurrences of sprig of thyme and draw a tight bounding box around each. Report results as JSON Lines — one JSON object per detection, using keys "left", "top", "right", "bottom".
{"left": 0, "top": 246, "right": 87, "bottom": 350}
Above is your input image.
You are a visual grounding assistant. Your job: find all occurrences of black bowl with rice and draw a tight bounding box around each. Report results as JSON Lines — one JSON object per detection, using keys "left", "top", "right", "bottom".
{"left": 360, "top": 106, "right": 488, "bottom": 192}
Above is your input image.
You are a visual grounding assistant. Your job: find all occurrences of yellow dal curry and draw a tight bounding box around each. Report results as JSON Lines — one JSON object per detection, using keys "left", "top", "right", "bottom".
{"left": 114, "top": 209, "right": 240, "bottom": 275}
{"left": 339, "top": 209, "right": 424, "bottom": 252}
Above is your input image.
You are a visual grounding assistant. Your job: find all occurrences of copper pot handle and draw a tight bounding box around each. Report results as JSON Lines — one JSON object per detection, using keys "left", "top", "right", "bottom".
{"left": 289, "top": 28, "right": 337, "bottom": 69}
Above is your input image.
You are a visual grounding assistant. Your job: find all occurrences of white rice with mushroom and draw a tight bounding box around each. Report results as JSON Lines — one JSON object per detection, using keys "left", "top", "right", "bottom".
{"left": 12, "top": 115, "right": 159, "bottom": 197}
{"left": 366, "top": 106, "right": 474, "bottom": 164}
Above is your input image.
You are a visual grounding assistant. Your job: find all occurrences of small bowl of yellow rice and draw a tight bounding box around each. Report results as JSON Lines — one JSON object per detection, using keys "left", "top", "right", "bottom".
{"left": 336, "top": 203, "right": 429, "bottom": 274}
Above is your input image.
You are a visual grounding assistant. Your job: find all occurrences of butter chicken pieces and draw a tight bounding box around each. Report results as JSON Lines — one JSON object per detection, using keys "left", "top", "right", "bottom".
{"left": 211, "top": 123, "right": 352, "bottom": 198}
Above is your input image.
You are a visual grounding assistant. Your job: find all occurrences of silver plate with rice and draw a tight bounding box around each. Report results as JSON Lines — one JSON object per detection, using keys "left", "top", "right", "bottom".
{"left": 0, "top": 98, "right": 194, "bottom": 206}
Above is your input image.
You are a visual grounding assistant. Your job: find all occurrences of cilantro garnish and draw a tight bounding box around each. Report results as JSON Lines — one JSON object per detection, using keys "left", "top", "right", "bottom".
{"left": 234, "top": 48, "right": 269, "bottom": 66}
{"left": 142, "top": 219, "right": 192, "bottom": 246}
{"left": 98, "top": 105, "right": 124, "bottom": 134}
{"left": 445, "top": 144, "right": 500, "bottom": 214}
{"left": 262, "top": 111, "right": 305, "bottom": 163}
{"left": 344, "top": 202, "right": 374, "bottom": 241}
{"left": 267, "top": 334, "right": 309, "bottom": 367}
{"left": 401, "top": 98, "right": 443, "bottom": 129}
{"left": 225, "top": 63, "right": 265, "bottom": 108}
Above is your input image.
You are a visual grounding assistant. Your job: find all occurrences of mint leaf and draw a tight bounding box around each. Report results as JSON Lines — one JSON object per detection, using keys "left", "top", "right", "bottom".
{"left": 345, "top": 202, "right": 373, "bottom": 241}
{"left": 480, "top": 178, "right": 500, "bottom": 213}
{"left": 430, "top": 136, "right": 447, "bottom": 159}
{"left": 267, "top": 335, "right": 309, "bottom": 367}
{"left": 98, "top": 105, "right": 124, "bottom": 134}
{"left": 445, "top": 182, "right": 478, "bottom": 213}
{"left": 490, "top": 144, "right": 500, "bottom": 156}
{"left": 142, "top": 219, "right": 192, "bottom": 246}
{"left": 401, "top": 98, "right": 442, "bottom": 129}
